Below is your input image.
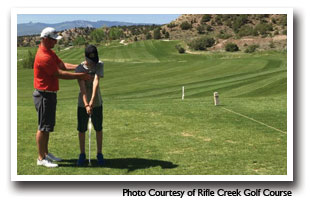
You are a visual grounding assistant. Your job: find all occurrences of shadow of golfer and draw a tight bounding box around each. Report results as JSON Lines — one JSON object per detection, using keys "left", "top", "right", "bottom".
{"left": 58, "top": 158, "right": 178, "bottom": 172}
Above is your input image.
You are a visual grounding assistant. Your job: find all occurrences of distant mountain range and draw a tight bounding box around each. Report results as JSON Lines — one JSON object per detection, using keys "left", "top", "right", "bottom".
{"left": 17, "top": 20, "right": 155, "bottom": 36}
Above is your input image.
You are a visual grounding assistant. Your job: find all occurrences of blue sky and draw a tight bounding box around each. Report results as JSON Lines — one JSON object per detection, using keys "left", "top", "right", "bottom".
{"left": 17, "top": 14, "right": 181, "bottom": 24}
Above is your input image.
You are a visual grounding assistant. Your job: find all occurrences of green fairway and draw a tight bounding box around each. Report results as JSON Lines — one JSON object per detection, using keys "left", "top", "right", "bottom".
{"left": 17, "top": 40, "right": 287, "bottom": 175}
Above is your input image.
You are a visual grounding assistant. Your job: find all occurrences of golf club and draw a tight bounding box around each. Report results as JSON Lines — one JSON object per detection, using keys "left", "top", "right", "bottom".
{"left": 88, "top": 115, "right": 92, "bottom": 165}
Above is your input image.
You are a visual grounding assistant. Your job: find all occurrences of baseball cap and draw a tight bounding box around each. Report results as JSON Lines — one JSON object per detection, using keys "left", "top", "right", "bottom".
{"left": 40, "top": 27, "right": 62, "bottom": 40}
{"left": 85, "top": 45, "right": 99, "bottom": 64}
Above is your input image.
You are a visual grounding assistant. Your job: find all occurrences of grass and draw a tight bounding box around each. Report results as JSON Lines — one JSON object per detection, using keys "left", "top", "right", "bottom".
{"left": 16, "top": 40, "right": 287, "bottom": 175}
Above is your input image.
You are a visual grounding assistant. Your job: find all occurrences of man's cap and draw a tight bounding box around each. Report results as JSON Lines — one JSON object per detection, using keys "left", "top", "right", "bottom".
{"left": 40, "top": 27, "right": 62, "bottom": 40}
{"left": 85, "top": 45, "right": 99, "bottom": 64}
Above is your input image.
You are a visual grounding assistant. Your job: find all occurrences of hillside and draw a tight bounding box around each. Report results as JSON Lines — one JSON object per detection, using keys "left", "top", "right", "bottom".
{"left": 17, "top": 14, "right": 287, "bottom": 52}
{"left": 162, "top": 14, "right": 287, "bottom": 51}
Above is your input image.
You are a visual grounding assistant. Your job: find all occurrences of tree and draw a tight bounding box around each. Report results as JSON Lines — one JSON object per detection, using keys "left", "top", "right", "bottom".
{"left": 164, "top": 31, "right": 170, "bottom": 39}
{"left": 153, "top": 28, "right": 161, "bottom": 39}
{"left": 90, "top": 29, "right": 105, "bottom": 43}
{"left": 73, "top": 36, "right": 86, "bottom": 46}
{"left": 109, "top": 27, "right": 124, "bottom": 40}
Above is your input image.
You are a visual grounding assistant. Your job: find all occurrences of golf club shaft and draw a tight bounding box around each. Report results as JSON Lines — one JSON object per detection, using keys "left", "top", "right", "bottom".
{"left": 88, "top": 116, "right": 91, "bottom": 164}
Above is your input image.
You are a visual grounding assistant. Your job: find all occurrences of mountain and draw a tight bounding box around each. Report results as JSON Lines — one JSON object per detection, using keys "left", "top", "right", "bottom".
{"left": 17, "top": 20, "right": 153, "bottom": 36}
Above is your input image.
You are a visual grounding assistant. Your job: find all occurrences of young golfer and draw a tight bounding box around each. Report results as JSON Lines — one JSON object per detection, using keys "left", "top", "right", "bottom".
{"left": 76, "top": 45, "right": 104, "bottom": 166}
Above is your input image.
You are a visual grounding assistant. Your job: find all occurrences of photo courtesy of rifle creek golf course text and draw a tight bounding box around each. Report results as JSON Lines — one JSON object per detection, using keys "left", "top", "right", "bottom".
{"left": 13, "top": 9, "right": 293, "bottom": 181}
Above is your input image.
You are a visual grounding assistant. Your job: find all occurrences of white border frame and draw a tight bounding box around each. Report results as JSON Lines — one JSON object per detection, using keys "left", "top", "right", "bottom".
{"left": 11, "top": 8, "right": 293, "bottom": 181}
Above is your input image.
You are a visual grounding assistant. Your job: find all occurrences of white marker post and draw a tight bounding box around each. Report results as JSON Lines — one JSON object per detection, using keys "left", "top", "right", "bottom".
{"left": 214, "top": 92, "right": 220, "bottom": 106}
{"left": 182, "top": 86, "right": 184, "bottom": 100}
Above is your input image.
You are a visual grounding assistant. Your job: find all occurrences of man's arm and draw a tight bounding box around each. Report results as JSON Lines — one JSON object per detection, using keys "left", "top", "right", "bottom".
{"left": 89, "top": 74, "right": 100, "bottom": 108}
{"left": 58, "top": 61, "right": 78, "bottom": 70}
{"left": 54, "top": 68, "right": 91, "bottom": 80}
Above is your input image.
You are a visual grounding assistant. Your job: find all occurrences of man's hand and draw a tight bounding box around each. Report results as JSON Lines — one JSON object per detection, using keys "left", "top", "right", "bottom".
{"left": 55, "top": 70, "right": 92, "bottom": 80}
{"left": 79, "top": 73, "right": 92, "bottom": 81}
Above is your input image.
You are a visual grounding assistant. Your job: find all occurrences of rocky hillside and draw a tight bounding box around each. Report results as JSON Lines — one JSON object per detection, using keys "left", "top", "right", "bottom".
{"left": 18, "top": 14, "right": 287, "bottom": 51}
{"left": 162, "top": 14, "right": 287, "bottom": 51}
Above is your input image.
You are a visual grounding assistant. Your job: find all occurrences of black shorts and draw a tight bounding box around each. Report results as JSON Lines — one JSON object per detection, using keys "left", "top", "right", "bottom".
{"left": 33, "top": 90, "right": 57, "bottom": 132}
{"left": 77, "top": 106, "right": 103, "bottom": 132}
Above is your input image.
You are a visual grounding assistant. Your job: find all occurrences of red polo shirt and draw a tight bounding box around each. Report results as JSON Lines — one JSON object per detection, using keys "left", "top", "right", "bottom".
{"left": 33, "top": 45, "right": 61, "bottom": 91}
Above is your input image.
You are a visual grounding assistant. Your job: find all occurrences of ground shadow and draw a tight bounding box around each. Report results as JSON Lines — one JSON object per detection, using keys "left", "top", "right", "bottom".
{"left": 58, "top": 158, "right": 178, "bottom": 172}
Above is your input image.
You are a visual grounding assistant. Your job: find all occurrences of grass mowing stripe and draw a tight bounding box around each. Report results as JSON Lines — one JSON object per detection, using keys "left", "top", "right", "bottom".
{"left": 221, "top": 107, "right": 286, "bottom": 134}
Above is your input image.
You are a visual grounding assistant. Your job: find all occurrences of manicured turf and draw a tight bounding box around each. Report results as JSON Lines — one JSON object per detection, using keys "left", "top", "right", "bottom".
{"left": 17, "top": 40, "right": 287, "bottom": 175}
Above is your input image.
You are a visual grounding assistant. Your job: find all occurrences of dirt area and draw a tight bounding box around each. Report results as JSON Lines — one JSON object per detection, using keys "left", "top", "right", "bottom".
{"left": 209, "top": 35, "right": 287, "bottom": 51}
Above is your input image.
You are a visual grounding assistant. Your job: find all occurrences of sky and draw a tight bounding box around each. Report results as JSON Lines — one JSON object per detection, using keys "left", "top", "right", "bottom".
{"left": 17, "top": 14, "right": 181, "bottom": 25}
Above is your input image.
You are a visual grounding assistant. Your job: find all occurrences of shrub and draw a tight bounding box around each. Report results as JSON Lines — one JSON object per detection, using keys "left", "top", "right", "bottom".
{"left": 201, "top": 14, "right": 212, "bottom": 23}
{"left": 162, "top": 28, "right": 166, "bottom": 35}
{"left": 232, "top": 15, "right": 249, "bottom": 33}
{"left": 196, "top": 25, "right": 205, "bottom": 34}
{"left": 269, "top": 42, "right": 275, "bottom": 48}
{"left": 21, "top": 50, "right": 35, "bottom": 69}
{"left": 153, "top": 28, "right": 161, "bottom": 39}
{"left": 254, "top": 23, "right": 273, "bottom": 35}
{"left": 237, "top": 25, "right": 255, "bottom": 37}
{"left": 146, "top": 32, "right": 152, "bottom": 40}
{"left": 188, "top": 36, "right": 215, "bottom": 50}
{"left": 164, "top": 31, "right": 170, "bottom": 39}
{"left": 180, "top": 21, "right": 192, "bottom": 30}
{"left": 167, "top": 23, "right": 177, "bottom": 28}
{"left": 175, "top": 44, "right": 185, "bottom": 54}
{"left": 134, "top": 36, "right": 138, "bottom": 41}
{"left": 279, "top": 15, "right": 287, "bottom": 26}
{"left": 215, "top": 15, "right": 222, "bottom": 25}
{"left": 217, "top": 31, "right": 232, "bottom": 39}
{"left": 244, "top": 44, "right": 259, "bottom": 53}
{"left": 225, "top": 43, "right": 239, "bottom": 52}
{"left": 206, "top": 25, "right": 213, "bottom": 32}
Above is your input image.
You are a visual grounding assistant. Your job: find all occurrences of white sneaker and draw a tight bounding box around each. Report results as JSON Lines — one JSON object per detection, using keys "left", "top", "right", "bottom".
{"left": 46, "top": 153, "right": 62, "bottom": 162}
{"left": 37, "top": 158, "right": 58, "bottom": 168}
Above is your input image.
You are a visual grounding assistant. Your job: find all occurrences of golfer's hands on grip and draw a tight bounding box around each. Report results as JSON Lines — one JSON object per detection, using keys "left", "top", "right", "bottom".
{"left": 87, "top": 100, "right": 94, "bottom": 115}
{"left": 86, "top": 105, "right": 92, "bottom": 115}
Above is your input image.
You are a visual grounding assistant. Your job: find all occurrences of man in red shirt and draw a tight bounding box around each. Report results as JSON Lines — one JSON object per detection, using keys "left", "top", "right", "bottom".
{"left": 33, "top": 27, "right": 91, "bottom": 168}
